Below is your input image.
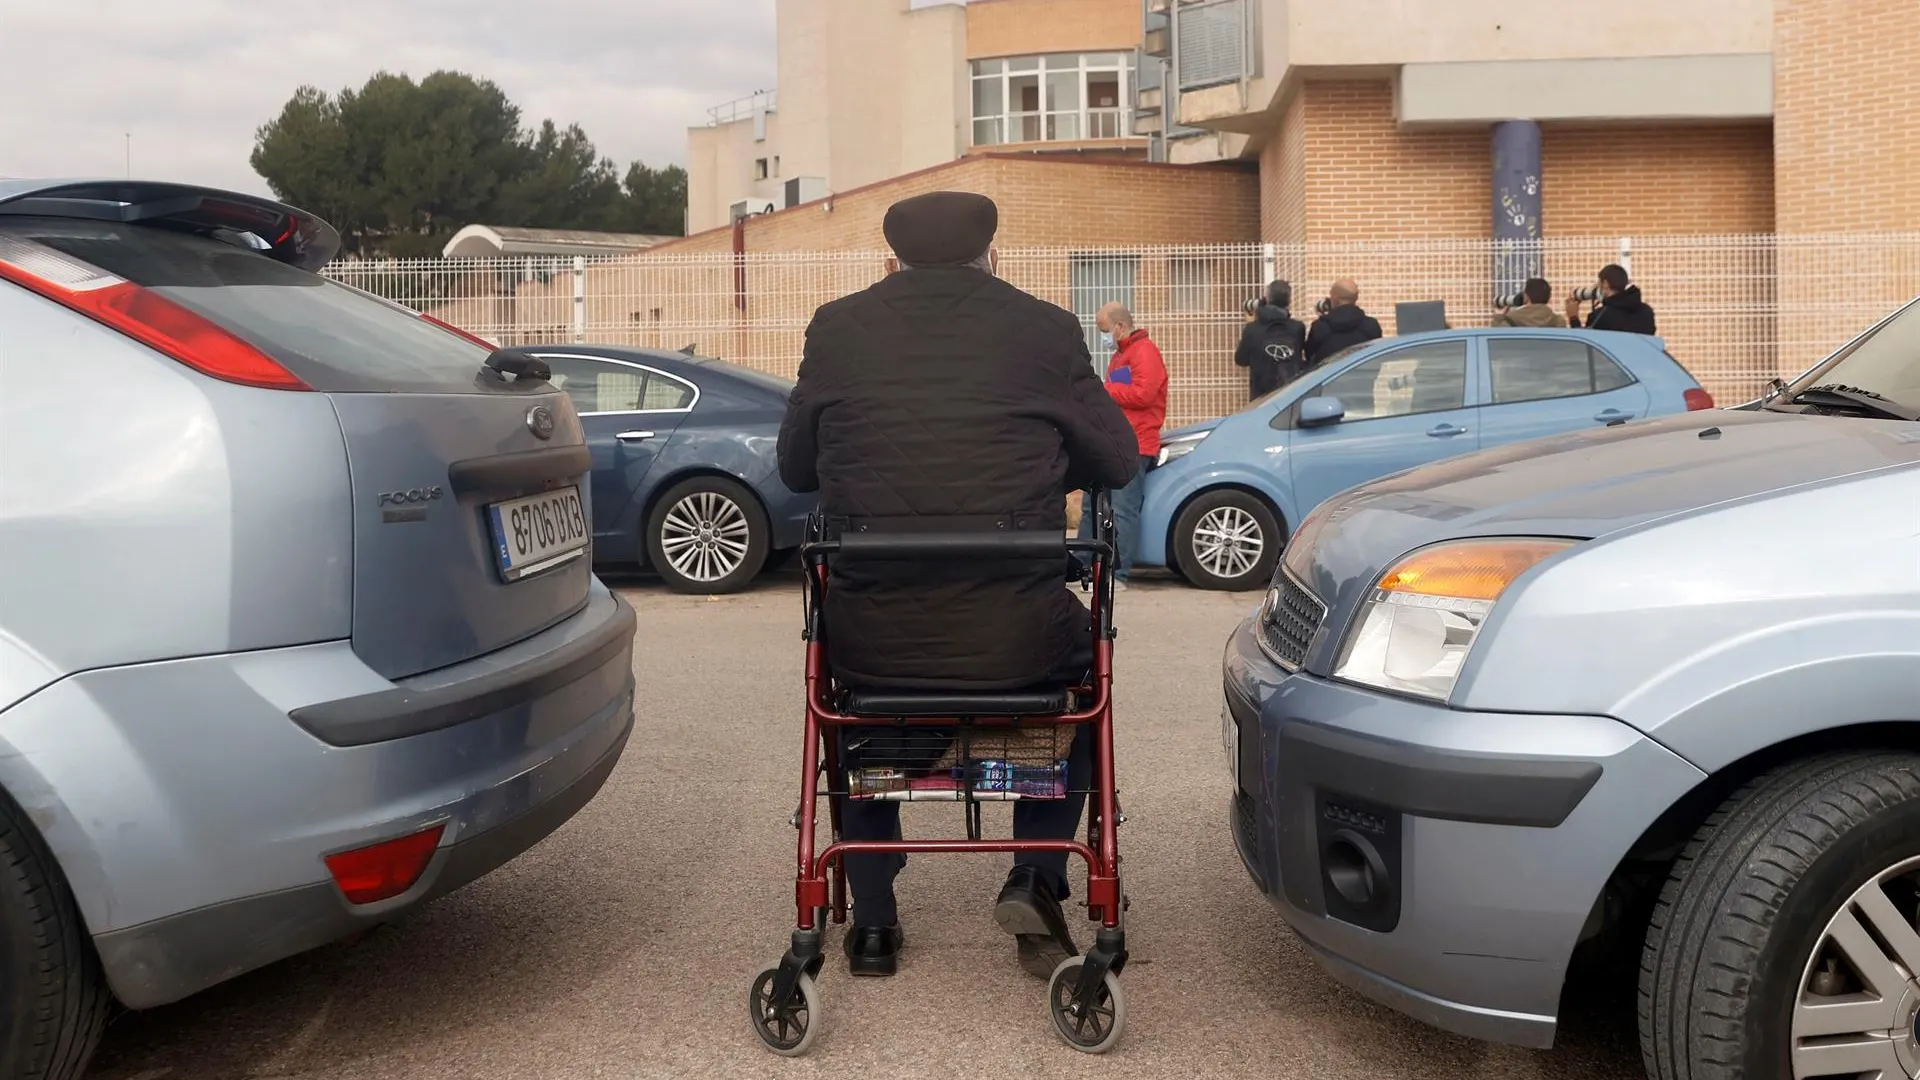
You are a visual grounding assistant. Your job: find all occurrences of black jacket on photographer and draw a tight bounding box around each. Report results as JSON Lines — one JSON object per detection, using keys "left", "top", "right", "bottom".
{"left": 777, "top": 192, "right": 1140, "bottom": 692}
{"left": 1578, "top": 285, "right": 1657, "bottom": 335}
{"left": 1234, "top": 304, "right": 1307, "bottom": 398}
{"left": 1306, "top": 303, "right": 1383, "bottom": 365}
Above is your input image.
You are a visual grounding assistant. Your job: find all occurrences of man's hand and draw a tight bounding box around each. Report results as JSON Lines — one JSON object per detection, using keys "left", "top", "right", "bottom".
{"left": 1565, "top": 296, "right": 1582, "bottom": 324}
{"left": 1494, "top": 304, "right": 1510, "bottom": 316}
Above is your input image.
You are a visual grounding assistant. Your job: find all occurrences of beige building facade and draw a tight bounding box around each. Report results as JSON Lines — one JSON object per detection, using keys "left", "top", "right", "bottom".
{"left": 685, "top": 0, "right": 1148, "bottom": 235}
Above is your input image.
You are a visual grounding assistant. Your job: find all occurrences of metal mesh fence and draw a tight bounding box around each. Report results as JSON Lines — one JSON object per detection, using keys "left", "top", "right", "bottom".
{"left": 323, "top": 234, "right": 1920, "bottom": 427}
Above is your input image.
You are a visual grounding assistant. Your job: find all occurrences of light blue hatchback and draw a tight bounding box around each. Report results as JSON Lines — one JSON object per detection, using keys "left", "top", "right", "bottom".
{"left": 1138, "top": 327, "right": 1715, "bottom": 589}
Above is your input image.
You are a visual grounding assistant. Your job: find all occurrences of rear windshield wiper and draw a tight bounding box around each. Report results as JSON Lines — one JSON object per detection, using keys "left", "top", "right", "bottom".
{"left": 1790, "top": 384, "right": 1920, "bottom": 422}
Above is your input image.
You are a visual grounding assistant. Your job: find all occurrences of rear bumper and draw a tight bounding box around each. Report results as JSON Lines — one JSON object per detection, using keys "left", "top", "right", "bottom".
{"left": 0, "top": 582, "right": 637, "bottom": 1009}
{"left": 94, "top": 713, "right": 630, "bottom": 1008}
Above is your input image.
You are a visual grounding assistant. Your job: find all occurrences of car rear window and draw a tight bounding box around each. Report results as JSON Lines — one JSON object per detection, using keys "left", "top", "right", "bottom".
{"left": 2, "top": 218, "right": 495, "bottom": 393}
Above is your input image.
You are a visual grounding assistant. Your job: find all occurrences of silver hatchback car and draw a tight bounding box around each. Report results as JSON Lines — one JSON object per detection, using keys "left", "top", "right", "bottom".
{"left": 1226, "top": 297, "right": 1920, "bottom": 1077}
{"left": 0, "top": 180, "right": 636, "bottom": 1078}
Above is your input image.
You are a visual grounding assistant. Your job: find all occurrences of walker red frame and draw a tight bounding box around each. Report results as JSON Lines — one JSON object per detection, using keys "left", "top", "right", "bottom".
{"left": 789, "top": 515, "right": 1126, "bottom": 937}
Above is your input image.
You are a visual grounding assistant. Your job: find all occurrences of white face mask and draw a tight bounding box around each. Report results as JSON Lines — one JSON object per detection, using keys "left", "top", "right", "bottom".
{"left": 1099, "top": 332, "right": 1115, "bottom": 349}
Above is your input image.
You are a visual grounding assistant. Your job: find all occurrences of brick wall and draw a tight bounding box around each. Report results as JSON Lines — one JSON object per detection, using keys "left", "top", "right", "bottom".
{"left": 1257, "top": 90, "right": 1307, "bottom": 245}
{"left": 653, "top": 154, "right": 1258, "bottom": 254}
{"left": 963, "top": 0, "right": 1140, "bottom": 60}
{"left": 1299, "top": 81, "right": 1489, "bottom": 243}
{"left": 1542, "top": 124, "right": 1775, "bottom": 236}
{"left": 1773, "top": 0, "right": 1920, "bottom": 373}
{"left": 1774, "top": 0, "right": 1920, "bottom": 234}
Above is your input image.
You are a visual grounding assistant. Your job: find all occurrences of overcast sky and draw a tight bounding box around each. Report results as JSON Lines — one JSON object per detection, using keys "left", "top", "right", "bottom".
{"left": 0, "top": 0, "right": 785, "bottom": 196}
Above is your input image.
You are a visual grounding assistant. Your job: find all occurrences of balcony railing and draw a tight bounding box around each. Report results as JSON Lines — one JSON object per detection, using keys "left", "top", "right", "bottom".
{"left": 1086, "top": 108, "right": 1127, "bottom": 140}
{"left": 707, "top": 90, "right": 777, "bottom": 127}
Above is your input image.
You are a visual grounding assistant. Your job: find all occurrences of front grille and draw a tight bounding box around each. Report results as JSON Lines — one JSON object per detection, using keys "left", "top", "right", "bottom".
{"left": 1259, "top": 571, "right": 1326, "bottom": 671}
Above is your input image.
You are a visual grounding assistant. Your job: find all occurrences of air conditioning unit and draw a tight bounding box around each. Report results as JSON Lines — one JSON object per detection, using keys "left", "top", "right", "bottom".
{"left": 783, "top": 176, "right": 828, "bottom": 209}
{"left": 729, "top": 198, "right": 777, "bottom": 222}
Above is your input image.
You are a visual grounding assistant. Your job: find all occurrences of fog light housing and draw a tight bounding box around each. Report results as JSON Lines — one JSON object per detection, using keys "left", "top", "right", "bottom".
{"left": 324, "top": 823, "right": 446, "bottom": 905}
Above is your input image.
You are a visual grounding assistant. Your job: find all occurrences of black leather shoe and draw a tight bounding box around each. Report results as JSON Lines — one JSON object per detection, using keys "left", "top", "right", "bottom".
{"left": 994, "top": 866, "right": 1078, "bottom": 979}
{"left": 843, "top": 924, "right": 904, "bottom": 977}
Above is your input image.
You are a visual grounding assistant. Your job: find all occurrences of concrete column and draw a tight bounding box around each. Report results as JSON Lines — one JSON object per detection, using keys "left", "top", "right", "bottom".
{"left": 1491, "top": 120, "right": 1542, "bottom": 301}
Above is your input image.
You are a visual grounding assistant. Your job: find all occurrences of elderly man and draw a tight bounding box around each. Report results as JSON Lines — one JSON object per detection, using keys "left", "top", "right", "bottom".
{"left": 1084, "top": 301, "right": 1167, "bottom": 588}
{"left": 777, "top": 191, "right": 1140, "bottom": 980}
{"left": 1306, "top": 277, "right": 1383, "bottom": 366}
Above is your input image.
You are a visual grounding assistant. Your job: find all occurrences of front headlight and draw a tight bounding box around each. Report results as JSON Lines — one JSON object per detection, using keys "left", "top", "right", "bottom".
{"left": 1155, "top": 430, "right": 1211, "bottom": 467}
{"left": 1333, "top": 538, "right": 1575, "bottom": 701}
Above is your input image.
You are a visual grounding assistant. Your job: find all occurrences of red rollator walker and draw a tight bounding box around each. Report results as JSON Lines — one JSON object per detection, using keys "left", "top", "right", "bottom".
{"left": 749, "top": 491, "right": 1130, "bottom": 1055}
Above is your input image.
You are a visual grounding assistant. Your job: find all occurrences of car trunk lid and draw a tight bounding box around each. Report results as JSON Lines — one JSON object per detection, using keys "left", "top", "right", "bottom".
{"left": 0, "top": 211, "right": 592, "bottom": 679}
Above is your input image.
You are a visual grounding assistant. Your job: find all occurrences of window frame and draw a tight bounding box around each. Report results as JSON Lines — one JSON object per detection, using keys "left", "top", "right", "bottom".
{"left": 969, "top": 51, "right": 1136, "bottom": 149}
{"left": 1484, "top": 337, "right": 1640, "bottom": 407}
{"left": 1278, "top": 339, "right": 1473, "bottom": 429}
{"left": 531, "top": 352, "right": 701, "bottom": 417}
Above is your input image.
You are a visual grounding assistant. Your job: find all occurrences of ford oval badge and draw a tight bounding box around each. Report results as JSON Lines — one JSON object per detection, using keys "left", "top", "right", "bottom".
{"left": 527, "top": 405, "right": 556, "bottom": 440}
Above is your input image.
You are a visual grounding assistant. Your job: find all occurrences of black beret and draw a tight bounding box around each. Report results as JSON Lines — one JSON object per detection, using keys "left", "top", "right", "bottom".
{"left": 882, "top": 191, "right": 998, "bottom": 266}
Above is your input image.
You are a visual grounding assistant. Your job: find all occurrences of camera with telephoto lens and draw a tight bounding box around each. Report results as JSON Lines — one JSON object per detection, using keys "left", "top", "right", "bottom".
{"left": 1572, "top": 285, "right": 1606, "bottom": 302}
{"left": 1493, "top": 291, "right": 1528, "bottom": 309}
{"left": 1314, "top": 297, "right": 1333, "bottom": 316}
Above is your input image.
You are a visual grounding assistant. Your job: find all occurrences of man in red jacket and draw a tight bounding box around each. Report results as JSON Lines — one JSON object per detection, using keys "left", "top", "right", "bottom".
{"left": 1084, "top": 301, "right": 1168, "bottom": 586}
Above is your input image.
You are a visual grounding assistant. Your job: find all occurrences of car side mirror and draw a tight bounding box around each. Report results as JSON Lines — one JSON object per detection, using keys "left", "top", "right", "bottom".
{"left": 1298, "top": 396, "right": 1346, "bottom": 427}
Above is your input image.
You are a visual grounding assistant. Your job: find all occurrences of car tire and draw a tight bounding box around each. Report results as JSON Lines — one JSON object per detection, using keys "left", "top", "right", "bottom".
{"left": 1171, "top": 490, "right": 1281, "bottom": 591}
{"left": 1639, "top": 751, "right": 1920, "bottom": 1080}
{"left": 0, "top": 790, "right": 109, "bottom": 1080}
{"left": 645, "top": 476, "right": 770, "bottom": 595}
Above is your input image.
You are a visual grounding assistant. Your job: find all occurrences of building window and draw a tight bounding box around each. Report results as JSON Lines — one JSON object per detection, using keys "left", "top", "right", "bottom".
{"left": 753, "top": 158, "right": 769, "bottom": 180}
{"left": 1168, "top": 257, "right": 1214, "bottom": 313}
{"left": 971, "top": 52, "right": 1137, "bottom": 148}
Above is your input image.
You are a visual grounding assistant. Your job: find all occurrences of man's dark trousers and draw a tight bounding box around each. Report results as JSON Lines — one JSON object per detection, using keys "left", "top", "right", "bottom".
{"left": 835, "top": 637, "right": 1096, "bottom": 928}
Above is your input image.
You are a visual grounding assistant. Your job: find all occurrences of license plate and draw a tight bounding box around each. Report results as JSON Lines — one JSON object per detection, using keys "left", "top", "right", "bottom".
{"left": 487, "top": 486, "right": 589, "bottom": 581}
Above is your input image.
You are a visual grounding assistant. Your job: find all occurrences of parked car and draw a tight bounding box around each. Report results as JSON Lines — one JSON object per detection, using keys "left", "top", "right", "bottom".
{"left": 1140, "top": 328, "right": 1714, "bottom": 590}
{"left": 0, "top": 179, "right": 636, "bottom": 1079}
{"left": 524, "top": 344, "right": 813, "bottom": 594}
{"left": 1222, "top": 295, "right": 1920, "bottom": 1078}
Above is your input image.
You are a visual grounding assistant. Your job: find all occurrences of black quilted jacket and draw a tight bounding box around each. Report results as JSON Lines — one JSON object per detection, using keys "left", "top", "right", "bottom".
{"left": 777, "top": 266, "right": 1141, "bottom": 690}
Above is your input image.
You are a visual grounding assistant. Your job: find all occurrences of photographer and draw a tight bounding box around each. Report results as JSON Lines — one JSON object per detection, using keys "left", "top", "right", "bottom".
{"left": 1567, "top": 263, "right": 1656, "bottom": 335}
{"left": 1234, "top": 279, "right": 1307, "bottom": 400}
{"left": 1492, "top": 277, "right": 1567, "bottom": 327}
{"left": 1306, "top": 278, "right": 1382, "bottom": 365}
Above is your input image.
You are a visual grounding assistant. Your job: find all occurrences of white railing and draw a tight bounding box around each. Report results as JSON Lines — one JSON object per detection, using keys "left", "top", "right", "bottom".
{"left": 322, "top": 234, "right": 1920, "bottom": 427}
{"left": 707, "top": 90, "right": 776, "bottom": 127}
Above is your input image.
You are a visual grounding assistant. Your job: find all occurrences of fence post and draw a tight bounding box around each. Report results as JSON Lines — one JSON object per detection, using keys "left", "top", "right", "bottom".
{"left": 571, "top": 256, "right": 586, "bottom": 343}
{"left": 1261, "top": 242, "right": 1276, "bottom": 290}
{"left": 1618, "top": 237, "right": 1633, "bottom": 276}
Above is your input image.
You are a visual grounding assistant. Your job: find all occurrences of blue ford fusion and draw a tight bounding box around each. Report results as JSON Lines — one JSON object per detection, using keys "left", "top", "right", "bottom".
{"left": 1136, "top": 328, "right": 1715, "bottom": 589}
{"left": 528, "top": 345, "right": 814, "bottom": 592}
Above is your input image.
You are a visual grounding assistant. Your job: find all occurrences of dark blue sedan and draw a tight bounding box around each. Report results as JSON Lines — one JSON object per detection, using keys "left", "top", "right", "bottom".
{"left": 529, "top": 345, "right": 814, "bottom": 592}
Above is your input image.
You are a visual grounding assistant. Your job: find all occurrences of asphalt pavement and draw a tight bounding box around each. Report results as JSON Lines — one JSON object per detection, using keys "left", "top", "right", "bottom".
{"left": 87, "top": 575, "right": 1647, "bottom": 1080}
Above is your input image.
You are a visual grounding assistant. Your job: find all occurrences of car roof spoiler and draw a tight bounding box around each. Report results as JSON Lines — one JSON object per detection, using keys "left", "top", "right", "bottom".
{"left": 0, "top": 178, "right": 341, "bottom": 272}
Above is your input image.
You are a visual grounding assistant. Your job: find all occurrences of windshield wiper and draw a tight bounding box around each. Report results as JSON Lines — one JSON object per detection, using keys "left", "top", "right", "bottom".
{"left": 1791, "top": 383, "right": 1920, "bottom": 422}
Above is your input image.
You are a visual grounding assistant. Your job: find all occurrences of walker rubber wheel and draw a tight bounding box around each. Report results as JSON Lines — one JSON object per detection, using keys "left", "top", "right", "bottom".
{"left": 749, "top": 962, "right": 820, "bottom": 1056}
{"left": 1046, "top": 956, "right": 1125, "bottom": 1053}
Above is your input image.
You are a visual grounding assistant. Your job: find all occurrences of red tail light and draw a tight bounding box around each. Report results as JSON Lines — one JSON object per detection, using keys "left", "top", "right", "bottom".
{"left": 421, "top": 312, "right": 497, "bottom": 351}
{"left": 1684, "top": 388, "right": 1716, "bottom": 411}
{"left": 324, "top": 823, "right": 446, "bottom": 905}
{"left": 0, "top": 235, "right": 308, "bottom": 390}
